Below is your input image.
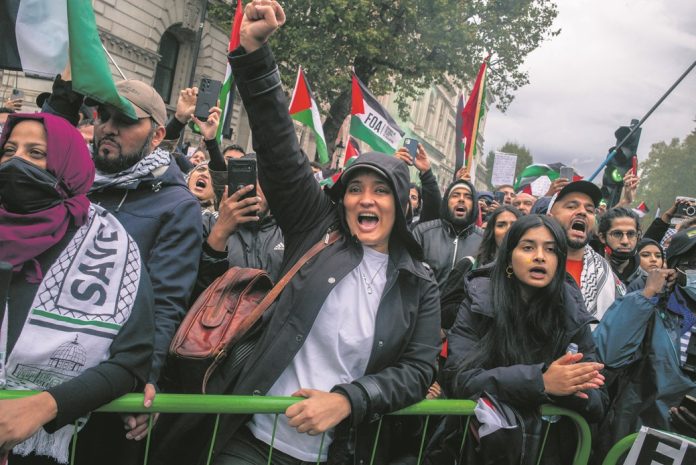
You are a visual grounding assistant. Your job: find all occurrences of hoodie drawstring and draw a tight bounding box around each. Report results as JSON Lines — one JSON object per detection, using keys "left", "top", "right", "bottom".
{"left": 115, "top": 190, "right": 129, "bottom": 213}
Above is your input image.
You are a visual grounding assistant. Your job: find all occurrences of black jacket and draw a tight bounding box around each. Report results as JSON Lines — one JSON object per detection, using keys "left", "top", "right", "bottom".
{"left": 153, "top": 44, "right": 441, "bottom": 465}
{"left": 195, "top": 214, "right": 285, "bottom": 298}
{"left": 409, "top": 168, "right": 441, "bottom": 228}
{"left": 442, "top": 270, "right": 608, "bottom": 463}
{"left": 412, "top": 180, "right": 482, "bottom": 290}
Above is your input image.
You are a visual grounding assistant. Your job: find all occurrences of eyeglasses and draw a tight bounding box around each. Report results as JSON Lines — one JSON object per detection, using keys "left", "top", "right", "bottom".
{"left": 607, "top": 230, "right": 638, "bottom": 240}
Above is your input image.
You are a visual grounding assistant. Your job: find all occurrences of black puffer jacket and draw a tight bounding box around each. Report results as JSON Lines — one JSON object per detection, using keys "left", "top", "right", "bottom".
{"left": 152, "top": 43, "right": 441, "bottom": 465}
{"left": 195, "top": 214, "right": 284, "bottom": 299}
{"left": 411, "top": 180, "right": 482, "bottom": 290}
{"left": 442, "top": 269, "right": 608, "bottom": 463}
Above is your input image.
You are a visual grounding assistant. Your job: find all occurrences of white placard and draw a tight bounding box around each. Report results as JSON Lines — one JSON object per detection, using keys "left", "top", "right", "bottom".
{"left": 530, "top": 175, "right": 552, "bottom": 197}
{"left": 491, "top": 152, "right": 518, "bottom": 187}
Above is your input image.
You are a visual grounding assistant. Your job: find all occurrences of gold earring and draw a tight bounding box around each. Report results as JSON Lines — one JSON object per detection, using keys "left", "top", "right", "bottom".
{"left": 506, "top": 266, "right": 513, "bottom": 278}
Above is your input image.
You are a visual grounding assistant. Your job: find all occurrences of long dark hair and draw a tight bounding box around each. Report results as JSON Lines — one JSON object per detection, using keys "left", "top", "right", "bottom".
{"left": 468, "top": 215, "right": 569, "bottom": 369}
{"left": 475, "top": 205, "right": 522, "bottom": 265}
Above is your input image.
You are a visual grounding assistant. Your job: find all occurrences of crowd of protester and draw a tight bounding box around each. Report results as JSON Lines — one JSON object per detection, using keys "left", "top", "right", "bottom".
{"left": 1, "top": 1, "right": 696, "bottom": 464}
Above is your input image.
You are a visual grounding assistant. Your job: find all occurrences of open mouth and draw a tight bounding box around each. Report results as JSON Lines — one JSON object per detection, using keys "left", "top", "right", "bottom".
{"left": 454, "top": 206, "right": 467, "bottom": 216}
{"left": 570, "top": 219, "right": 586, "bottom": 232}
{"left": 358, "top": 213, "right": 379, "bottom": 231}
{"left": 195, "top": 179, "right": 207, "bottom": 189}
{"left": 529, "top": 266, "right": 547, "bottom": 279}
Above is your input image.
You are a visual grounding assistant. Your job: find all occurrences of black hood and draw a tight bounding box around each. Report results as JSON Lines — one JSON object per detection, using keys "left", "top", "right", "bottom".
{"left": 329, "top": 151, "right": 423, "bottom": 260}
{"left": 440, "top": 179, "right": 479, "bottom": 229}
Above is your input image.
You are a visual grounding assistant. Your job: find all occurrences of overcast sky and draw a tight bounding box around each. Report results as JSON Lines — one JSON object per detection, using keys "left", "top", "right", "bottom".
{"left": 484, "top": 0, "right": 696, "bottom": 179}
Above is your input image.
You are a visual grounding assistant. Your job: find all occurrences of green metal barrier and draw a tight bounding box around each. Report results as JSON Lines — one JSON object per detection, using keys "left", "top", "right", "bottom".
{"left": 600, "top": 433, "right": 638, "bottom": 465}
{"left": 0, "top": 392, "right": 591, "bottom": 465}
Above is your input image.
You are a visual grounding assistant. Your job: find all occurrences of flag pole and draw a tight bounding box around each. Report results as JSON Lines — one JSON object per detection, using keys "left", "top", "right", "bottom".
{"left": 100, "top": 43, "right": 127, "bottom": 80}
{"left": 588, "top": 58, "right": 696, "bottom": 181}
{"left": 465, "top": 56, "right": 489, "bottom": 172}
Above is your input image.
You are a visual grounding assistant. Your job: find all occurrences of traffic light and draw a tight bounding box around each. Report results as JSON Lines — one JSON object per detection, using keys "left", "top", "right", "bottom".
{"left": 601, "top": 119, "right": 641, "bottom": 207}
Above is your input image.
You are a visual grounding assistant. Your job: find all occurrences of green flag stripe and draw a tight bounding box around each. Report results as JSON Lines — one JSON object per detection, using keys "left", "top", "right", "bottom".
{"left": 32, "top": 309, "right": 121, "bottom": 331}
{"left": 68, "top": 0, "right": 136, "bottom": 120}
{"left": 292, "top": 109, "right": 329, "bottom": 163}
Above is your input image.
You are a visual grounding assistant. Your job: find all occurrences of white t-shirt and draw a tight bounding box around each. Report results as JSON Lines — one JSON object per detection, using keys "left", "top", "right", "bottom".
{"left": 247, "top": 246, "right": 389, "bottom": 461}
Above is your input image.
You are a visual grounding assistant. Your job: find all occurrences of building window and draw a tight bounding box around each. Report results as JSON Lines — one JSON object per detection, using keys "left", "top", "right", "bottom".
{"left": 153, "top": 30, "right": 180, "bottom": 104}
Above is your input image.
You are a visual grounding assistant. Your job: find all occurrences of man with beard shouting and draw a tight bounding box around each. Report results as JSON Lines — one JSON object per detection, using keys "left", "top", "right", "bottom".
{"left": 42, "top": 69, "right": 202, "bottom": 463}
{"left": 412, "top": 179, "right": 482, "bottom": 291}
{"left": 548, "top": 181, "right": 624, "bottom": 321}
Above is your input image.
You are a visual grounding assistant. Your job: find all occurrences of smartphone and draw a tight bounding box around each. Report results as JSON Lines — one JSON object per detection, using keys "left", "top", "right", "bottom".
{"left": 10, "top": 88, "right": 24, "bottom": 100}
{"left": 403, "top": 138, "right": 418, "bottom": 161}
{"left": 194, "top": 78, "right": 222, "bottom": 121}
{"left": 631, "top": 156, "right": 638, "bottom": 176}
{"left": 227, "top": 158, "right": 257, "bottom": 201}
{"left": 494, "top": 191, "right": 505, "bottom": 204}
{"left": 559, "top": 166, "right": 574, "bottom": 181}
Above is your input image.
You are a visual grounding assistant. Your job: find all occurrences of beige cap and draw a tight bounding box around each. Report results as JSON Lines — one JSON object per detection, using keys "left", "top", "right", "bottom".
{"left": 115, "top": 80, "right": 167, "bottom": 126}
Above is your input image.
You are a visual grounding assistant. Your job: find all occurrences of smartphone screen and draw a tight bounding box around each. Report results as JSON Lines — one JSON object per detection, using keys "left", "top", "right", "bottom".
{"left": 227, "top": 158, "right": 257, "bottom": 200}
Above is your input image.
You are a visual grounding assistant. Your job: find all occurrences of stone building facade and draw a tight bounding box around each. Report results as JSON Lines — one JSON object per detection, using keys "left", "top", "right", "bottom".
{"left": 1, "top": 0, "right": 489, "bottom": 190}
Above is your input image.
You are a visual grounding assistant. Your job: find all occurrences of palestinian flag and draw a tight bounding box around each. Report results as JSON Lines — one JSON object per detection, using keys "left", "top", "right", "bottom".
{"left": 289, "top": 66, "right": 329, "bottom": 163}
{"left": 319, "top": 137, "right": 361, "bottom": 189}
{"left": 0, "top": 0, "right": 136, "bottom": 119}
{"left": 514, "top": 163, "right": 581, "bottom": 197}
{"left": 632, "top": 201, "right": 649, "bottom": 218}
{"left": 458, "top": 56, "right": 489, "bottom": 174}
{"left": 343, "top": 136, "right": 361, "bottom": 167}
{"left": 350, "top": 73, "right": 404, "bottom": 154}
{"left": 216, "top": 0, "right": 243, "bottom": 142}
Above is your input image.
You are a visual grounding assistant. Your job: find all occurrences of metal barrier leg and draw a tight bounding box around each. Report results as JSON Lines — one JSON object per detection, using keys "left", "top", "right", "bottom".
{"left": 69, "top": 420, "right": 79, "bottom": 465}
{"left": 368, "top": 417, "right": 384, "bottom": 465}
{"left": 267, "top": 414, "right": 279, "bottom": 465}
{"left": 315, "top": 432, "right": 327, "bottom": 465}
{"left": 535, "top": 421, "right": 552, "bottom": 465}
{"left": 205, "top": 414, "right": 221, "bottom": 465}
{"left": 416, "top": 415, "right": 431, "bottom": 465}
{"left": 601, "top": 433, "right": 638, "bottom": 465}
{"left": 142, "top": 414, "right": 154, "bottom": 465}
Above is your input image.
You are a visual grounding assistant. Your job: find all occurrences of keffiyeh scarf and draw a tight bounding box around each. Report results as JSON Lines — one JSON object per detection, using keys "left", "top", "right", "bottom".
{"left": 580, "top": 246, "right": 626, "bottom": 320}
{"left": 91, "top": 147, "right": 170, "bottom": 191}
{"left": 2, "top": 205, "right": 141, "bottom": 463}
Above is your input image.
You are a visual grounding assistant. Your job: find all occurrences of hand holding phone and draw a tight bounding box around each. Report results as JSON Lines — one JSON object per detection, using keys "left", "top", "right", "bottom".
{"left": 494, "top": 191, "right": 505, "bottom": 204}
{"left": 559, "top": 166, "right": 574, "bottom": 181}
{"left": 403, "top": 138, "right": 418, "bottom": 161}
{"left": 194, "top": 78, "right": 222, "bottom": 121}
{"left": 227, "top": 158, "right": 257, "bottom": 201}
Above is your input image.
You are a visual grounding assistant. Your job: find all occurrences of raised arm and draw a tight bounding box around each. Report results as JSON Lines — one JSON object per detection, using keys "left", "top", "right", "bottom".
{"left": 228, "top": 0, "right": 333, "bottom": 236}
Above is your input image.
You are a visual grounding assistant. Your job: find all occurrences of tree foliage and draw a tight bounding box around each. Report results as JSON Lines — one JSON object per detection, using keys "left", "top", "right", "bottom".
{"left": 485, "top": 141, "right": 534, "bottom": 189}
{"left": 209, "top": 0, "right": 559, "bottom": 158}
{"left": 637, "top": 127, "right": 696, "bottom": 215}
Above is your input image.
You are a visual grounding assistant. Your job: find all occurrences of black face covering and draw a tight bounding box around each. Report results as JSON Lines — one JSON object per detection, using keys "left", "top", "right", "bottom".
{"left": 609, "top": 248, "right": 636, "bottom": 262}
{"left": 0, "top": 157, "right": 64, "bottom": 214}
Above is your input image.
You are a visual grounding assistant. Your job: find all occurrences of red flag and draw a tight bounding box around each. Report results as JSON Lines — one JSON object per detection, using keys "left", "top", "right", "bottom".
{"left": 217, "top": 0, "right": 243, "bottom": 140}
{"left": 457, "top": 56, "right": 490, "bottom": 174}
{"left": 229, "top": 0, "right": 243, "bottom": 52}
{"left": 343, "top": 136, "right": 361, "bottom": 167}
